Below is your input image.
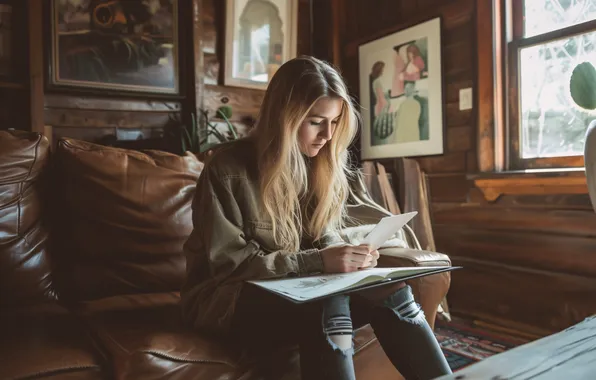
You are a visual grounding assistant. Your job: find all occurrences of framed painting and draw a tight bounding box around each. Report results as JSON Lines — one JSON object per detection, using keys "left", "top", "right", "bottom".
{"left": 224, "top": 0, "right": 298, "bottom": 90}
{"left": 359, "top": 17, "right": 444, "bottom": 160}
{"left": 49, "top": 0, "right": 180, "bottom": 95}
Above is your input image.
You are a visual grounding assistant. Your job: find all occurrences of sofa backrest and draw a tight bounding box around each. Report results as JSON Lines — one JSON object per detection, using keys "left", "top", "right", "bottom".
{"left": 51, "top": 138, "right": 203, "bottom": 302}
{"left": 0, "top": 130, "right": 55, "bottom": 306}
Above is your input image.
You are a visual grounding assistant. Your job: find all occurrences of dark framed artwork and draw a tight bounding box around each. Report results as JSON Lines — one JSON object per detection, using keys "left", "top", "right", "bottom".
{"left": 49, "top": 0, "right": 180, "bottom": 95}
{"left": 358, "top": 17, "right": 444, "bottom": 159}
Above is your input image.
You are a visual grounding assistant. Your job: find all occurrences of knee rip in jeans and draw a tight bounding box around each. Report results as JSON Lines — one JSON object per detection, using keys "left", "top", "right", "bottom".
{"left": 323, "top": 314, "right": 354, "bottom": 356}
{"left": 383, "top": 286, "right": 426, "bottom": 326}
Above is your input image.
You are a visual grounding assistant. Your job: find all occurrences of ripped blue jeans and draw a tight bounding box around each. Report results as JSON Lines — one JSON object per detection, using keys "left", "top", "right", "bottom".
{"left": 231, "top": 284, "right": 452, "bottom": 380}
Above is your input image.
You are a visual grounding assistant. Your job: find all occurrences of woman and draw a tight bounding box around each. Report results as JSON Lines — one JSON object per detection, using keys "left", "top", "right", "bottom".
{"left": 391, "top": 43, "right": 427, "bottom": 97}
{"left": 370, "top": 61, "right": 389, "bottom": 117}
{"left": 403, "top": 44, "right": 426, "bottom": 82}
{"left": 181, "top": 56, "right": 451, "bottom": 380}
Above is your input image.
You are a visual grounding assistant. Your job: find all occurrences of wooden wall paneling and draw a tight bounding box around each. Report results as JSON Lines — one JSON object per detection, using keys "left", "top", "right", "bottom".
{"left": 417, "top": 152, "right": 468, "bottom": 173}
{"left": 466, "top": 150, "right": 478, "bottom": 172}
{"left": 310, "top": 0, "right": 335, "bottom": 64}
{"left": 495, "top": 194, "right": 593, "bottom": 210}
{"left": 43, "top": 95, "right": 179, "bottom": 134}
{"left": 434, "top": 206, "right": 596, "bottom": 238}
{"left": 202, "top": 0, "right": 219, "bottom": 85}
{"left": 427, "top": 173, "right": 472, "bottom": 203}
{"left": 343, "top": 0, "right": 475, "bottom": 59}
{"left": 436, "top": 225, "right": 596, "bottom": 277}
{"left": 49, "top": 126, "right": 164, "bottom": 148}
{"left": 445, "top": 103, "right": 473, "bottom": 129}
{"left": 44, "top": 109, "right": 172, "bottom": 130}
{"left": 447, "top": 126, "right": 473, "bottom": 152}
{"left": 297, "top": 0, "right": 313, "bottom": 56}
{"left": 202, "top": 0, "right": 216, "bottom": 54}
{"left": 28, "top": 0, "right": 44, "bottom": 134}
{"left": 476, "top": 0, "right": 496, "bottom": 172}
{"left": 44, "top": 96, "right": 181, "bottom": 112}
{"left": 203, "top": 84, "right": 264, "bottom": 122}
{"left": 447, "top": 258, "right": 596, "bottom": 334}
{"left": 442, "top": 40, "right": 475, "bottom": 80}
{"left": 330, "top": 0, "right": 345, "bottom": 68}
{"left": 192, "top": 0, "right": 204, "bottom": 113}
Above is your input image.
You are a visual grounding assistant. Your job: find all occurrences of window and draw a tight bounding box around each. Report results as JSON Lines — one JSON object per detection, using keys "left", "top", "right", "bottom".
{"left": 507, "top": 0, "right": 596, "bottom": 169}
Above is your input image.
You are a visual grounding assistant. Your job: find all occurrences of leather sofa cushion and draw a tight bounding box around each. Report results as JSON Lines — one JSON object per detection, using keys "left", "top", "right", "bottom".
{"left": 51, "top": 139, "right": 204, "bottom": 302}
{"left": 74, "top": 292, "right": 389, "bottom": 380}
{"left": 75, "top": 292, "right": 252, "bottom": 380}
{"left": 0, "top": 303, "right": 105, "bottom": 379}
{"left": 0, "top": 130, "right": 55, "bottom": 306}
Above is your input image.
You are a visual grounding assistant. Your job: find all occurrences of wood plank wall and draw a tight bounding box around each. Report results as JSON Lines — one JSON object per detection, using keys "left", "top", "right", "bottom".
{"left": 320, "top": 0, "right": 596, "bottom": 335}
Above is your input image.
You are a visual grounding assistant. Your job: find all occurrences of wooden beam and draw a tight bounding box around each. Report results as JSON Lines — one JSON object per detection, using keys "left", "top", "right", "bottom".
{"left": 476, "top": 0, "right": 496, "bottom": 172}
{"left": 331, "top": 0, "right": 344, "bottom": 67}
{"left": 28, "top": 0, "right": 44, "bottom": 134}
{"left": 193, "top": 0, "right": 204, "bottom": 113}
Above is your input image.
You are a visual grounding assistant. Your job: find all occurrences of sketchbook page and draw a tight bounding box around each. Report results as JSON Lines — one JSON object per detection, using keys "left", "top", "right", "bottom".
{"left": 359, "top": 211, "right": 418, "bottom": 250}
{"left": 347, "top": 266, "right": 452, "bottom": 290}
{"left": 247, "top": 266, "right": 437, "bottom": 302}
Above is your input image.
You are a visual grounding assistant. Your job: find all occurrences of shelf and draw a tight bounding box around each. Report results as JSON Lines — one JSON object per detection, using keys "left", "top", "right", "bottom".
{"left": 0, "top": 81, "right": 26, "bottom": 90}
{"left": 471, "top": 169, "right": 588, "bottom": 201}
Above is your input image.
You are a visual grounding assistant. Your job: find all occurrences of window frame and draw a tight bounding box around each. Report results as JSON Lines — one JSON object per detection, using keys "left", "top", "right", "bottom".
{"left": 503, "top": 0, "right": 596, "bottom": 170}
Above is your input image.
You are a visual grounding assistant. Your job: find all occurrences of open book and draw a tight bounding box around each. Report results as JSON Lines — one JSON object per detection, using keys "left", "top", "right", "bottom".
{"left": 247, "top": 211, "right": 459, "bottom": 303}
{"left": 247, "top": 266, "right": 458, "bottom": 303}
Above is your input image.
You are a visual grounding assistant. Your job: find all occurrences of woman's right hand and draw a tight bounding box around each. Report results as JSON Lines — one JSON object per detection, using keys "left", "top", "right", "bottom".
{"left": 320, "top": 245, "right": 372, "bottom": 273}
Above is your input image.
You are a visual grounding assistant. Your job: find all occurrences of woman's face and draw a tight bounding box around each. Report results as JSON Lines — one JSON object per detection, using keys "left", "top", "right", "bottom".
{"left": 298, "top": 97, "right": 342, "bottom": 157}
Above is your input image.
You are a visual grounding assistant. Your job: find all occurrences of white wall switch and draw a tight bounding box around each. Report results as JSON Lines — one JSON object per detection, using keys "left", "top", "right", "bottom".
{"left": 459, "top": 87, "right": 473, "bottom": 111}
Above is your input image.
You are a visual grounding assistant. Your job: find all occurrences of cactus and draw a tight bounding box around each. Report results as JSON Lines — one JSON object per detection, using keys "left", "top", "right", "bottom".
{"left": 569, "top": 62, "right": 596, "bottom": 111}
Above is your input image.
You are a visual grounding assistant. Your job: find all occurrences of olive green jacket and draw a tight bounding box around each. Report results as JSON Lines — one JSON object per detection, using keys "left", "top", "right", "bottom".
{"left": 180, "top": 138, "right": 416, "bottom": 334}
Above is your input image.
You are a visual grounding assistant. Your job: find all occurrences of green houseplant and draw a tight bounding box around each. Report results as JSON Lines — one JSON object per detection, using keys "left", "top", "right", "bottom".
{"left": 570, "top": 61, "right": 596, "bottom": 210}
{"left": 164, "top": 105, "right": 238, "bottom": 156}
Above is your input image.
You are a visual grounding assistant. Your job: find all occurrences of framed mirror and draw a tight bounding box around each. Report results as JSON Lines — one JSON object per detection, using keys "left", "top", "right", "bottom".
{"left": 224, "top": 0, "right": 297, "bottom": 90}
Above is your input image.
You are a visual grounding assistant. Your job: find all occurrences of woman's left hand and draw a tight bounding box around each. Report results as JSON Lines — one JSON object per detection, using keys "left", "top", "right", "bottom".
{"left": 360, "top": 247, "right": 379, "bottom": 269}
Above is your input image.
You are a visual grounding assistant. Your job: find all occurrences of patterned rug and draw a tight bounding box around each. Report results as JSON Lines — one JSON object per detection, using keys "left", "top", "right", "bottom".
{"left": 434, "top": 320, "right": 529, "bottom": 371}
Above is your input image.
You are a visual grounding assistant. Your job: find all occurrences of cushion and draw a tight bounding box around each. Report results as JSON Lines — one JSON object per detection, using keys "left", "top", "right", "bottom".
{"left": 74, "top": 292, "right": 251, "bottom": 380}
{"left": 0, "top": 130, "right": 55, "bottom": 306}
{"left": 73, "top": 292, "right": 391, "bottom": 380}
{"left": 50, "top": 139, "right": 204, "bottom": 301}
{"left": 0, "top": 303, "right": 105, "bottom": 379}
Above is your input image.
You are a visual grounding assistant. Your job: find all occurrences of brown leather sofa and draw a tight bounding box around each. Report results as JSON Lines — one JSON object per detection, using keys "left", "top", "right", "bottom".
{"left": 0, "top": 130, "right": 451, "bottom": 380}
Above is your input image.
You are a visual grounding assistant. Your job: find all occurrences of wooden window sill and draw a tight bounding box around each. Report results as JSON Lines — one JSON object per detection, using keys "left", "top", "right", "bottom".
{"left": 468, "top": 168, "right": 588, "bottom": 201}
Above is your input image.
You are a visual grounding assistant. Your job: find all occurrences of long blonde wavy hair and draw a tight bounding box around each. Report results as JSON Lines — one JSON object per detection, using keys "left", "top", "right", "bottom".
{"left": 251, "top": 56, "right": 359, "bottom": 251}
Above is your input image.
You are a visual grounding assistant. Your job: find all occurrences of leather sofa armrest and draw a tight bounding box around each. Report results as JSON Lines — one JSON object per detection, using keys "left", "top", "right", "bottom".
{"left": 377, "top": 248, "right": 451, "bottom": 330}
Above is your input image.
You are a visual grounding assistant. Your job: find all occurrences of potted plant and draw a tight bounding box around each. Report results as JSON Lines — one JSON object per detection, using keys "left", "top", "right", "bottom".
{"left": 569, "top": 61, "right": 596, "bottom": 209}
{"left": 569, "top": 62, "right": 596, "bottom": 112}
{"left": 164, "top": 105, "right": 239, "bottom": 158}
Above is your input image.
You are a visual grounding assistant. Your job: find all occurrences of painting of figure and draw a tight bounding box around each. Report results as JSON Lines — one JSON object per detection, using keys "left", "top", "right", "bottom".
{"left": 359, "top": 18, "right": 443, "bottom": 159}
{"left": 50, "top": 0, "right": 179, "bottom": 95}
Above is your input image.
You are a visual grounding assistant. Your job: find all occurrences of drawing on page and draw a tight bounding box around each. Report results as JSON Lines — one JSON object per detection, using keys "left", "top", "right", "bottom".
{"left": 294, "top": 275, "right": 347, "bottom": 289}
